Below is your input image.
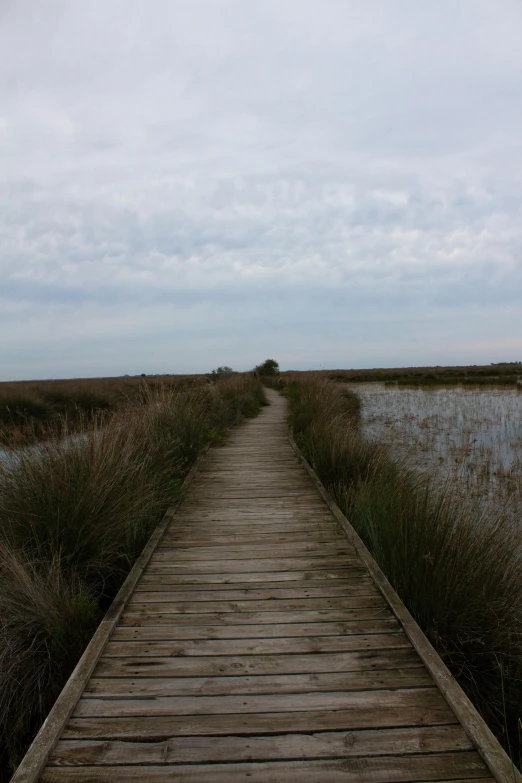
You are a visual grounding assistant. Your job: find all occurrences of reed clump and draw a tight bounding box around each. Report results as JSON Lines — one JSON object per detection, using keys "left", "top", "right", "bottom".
{"left": 0, "top": 375, "right": 265, "bottom": 773}
{"left": 286, "top": 375, "right": 522, "bottom": 766}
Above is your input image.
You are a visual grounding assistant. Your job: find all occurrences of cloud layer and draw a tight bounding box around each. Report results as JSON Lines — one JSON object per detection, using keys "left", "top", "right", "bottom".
{"left": 1, "top": 1, "right": 521, "bottom": 378}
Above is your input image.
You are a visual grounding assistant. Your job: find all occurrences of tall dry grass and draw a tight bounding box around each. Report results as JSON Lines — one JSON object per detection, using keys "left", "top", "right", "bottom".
{"left": 285, "top": 375, "right": 522, "bottom": 766}
{"left": 0, "top": 375, "right": 265, "bottom": 773}
{"left": 0, "top": 373, "right": 211, "bottom": 446}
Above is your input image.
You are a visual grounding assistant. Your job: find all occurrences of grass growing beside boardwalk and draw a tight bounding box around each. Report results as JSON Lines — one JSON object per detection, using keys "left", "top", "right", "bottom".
{"left": 282, "top": 375, "right": 522, "bottom": 767}
{"left": 0, "top": 375, "right": 265, "bottom": 774}
{"left": 0, "top": 374, "right": 211, "bottom": 446}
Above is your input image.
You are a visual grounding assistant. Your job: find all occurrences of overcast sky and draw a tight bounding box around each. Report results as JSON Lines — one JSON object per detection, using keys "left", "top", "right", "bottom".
{"left": 1, "top": 1, "right": 521, "bottom": 379}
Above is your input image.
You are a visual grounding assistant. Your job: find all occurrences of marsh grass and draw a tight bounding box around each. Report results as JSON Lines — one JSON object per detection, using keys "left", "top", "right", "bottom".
{"left": 0, "top": 375, "right": 265, "bottom": 773}
{"left": 286, "top": 375, "right": 522, "bottom": 766}
{"left": 0, "top": 550, "right": 99, "bottom": 764}
{"left": 0, "top": 374, "right": 210, "bottom": 445}
{"left": 322, "top": 363, "right": 522, "bottom": 386}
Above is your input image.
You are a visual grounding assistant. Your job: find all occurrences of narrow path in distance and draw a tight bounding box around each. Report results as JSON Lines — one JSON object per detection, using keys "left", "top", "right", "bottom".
{"left": 40, "top": 389, "right": 495, "bottom": 782}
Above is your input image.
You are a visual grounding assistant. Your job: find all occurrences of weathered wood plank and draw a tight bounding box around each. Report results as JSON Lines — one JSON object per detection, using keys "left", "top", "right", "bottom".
{"left": 49, "top": 726, "right": 473, "bottom": 765}
{"left": 164, "top": 524, "right": 339, "bottom": 534}
{"left": 136, "top": 569, "right": 367, "bottom": 585}
{"left": 161, "top": 529, "right": 345, "bottom": 550}
{"left": 146, "top": 557, "right": 368, "bottom": 573}
{"left": 102, "top": 633, "right": 411, "bottom": 658}
{"left": 155, "top": 543, "right": 353, "bottom": 558}
{"left": 137, "top": 576, "right": 373, "bottom": 590}
{"left": 41, "top": 761, "right": 493, "bottom": 783}
{"left": 125, "top": 597, "right": 386, "bottom": 613}
{"left": 131, "top": 585, "right": 379, "bottom": 601}
{"left": 160, "top": 531, "right": 345, "bottom": 544}
{"left": 93, "top": 649, "right": 424, "bottom": 677}
{"left": 111, "top": 619, "right": 401, "bottom": 640}
{"left": 84, "top": 669, "right": 432, "bottom": 697}
{"left": 119, "top": 608, "right": 394, "bottom": 626}
{"left": 61, "top": 704, "right": 458, "bottom": 739}
{"left": 73, "top": 687, "right": 441, "bottom": 718}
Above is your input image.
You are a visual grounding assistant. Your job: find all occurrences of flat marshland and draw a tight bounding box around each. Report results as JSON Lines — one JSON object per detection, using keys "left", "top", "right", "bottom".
{"left": 0, "top": 374, "right": 266, "bottom": 776}
{"left": 327, "top": 361, "right": 522, "bottom": 387}
{"left": 0, "top": 374, "right": 207, "bottom": 446}
{"left": 356, "top": 382, "right": 522, "bottom": 513}
{"left": 277, "top": 372, "right": 522, "bottom": 768}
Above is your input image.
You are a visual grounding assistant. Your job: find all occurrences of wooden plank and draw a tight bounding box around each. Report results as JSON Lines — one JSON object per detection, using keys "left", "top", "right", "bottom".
{"left": 191, "top": 491, "right": 321, "bottom": 499}
{"left": 161, "top": 529, "right": 345, "bottom": 541}
{"left": 41, "top": 762, "right": 493, "bottom": 783}
{"left": 146, "top": 557, "right": 364, "bottom": 573}
{"left": 50, "top": 726, "right": 473, "bottom": 765}
{"left": 73, "top": 687, "right": 441, "bottom": 718}
{"left": 131, "top": 585, "right": 379, "bottom": 601}
{"left": 93, "top": 649, "right": 424, "bottom": 677}
{"left": 165, "top": 524, "right": 338, "bottom": 534}
{"left": 84, "top": 669, "right": 432, "bottom": 697}
{"left": 191, "top": 496, "right": 324, "bottom": 504}
{"left": 119, "top": 608, "right": 395, "bottom": 626}
{"left": 169, "top": 516, "right": 337, "bottom": 525}
{"left": 166, "top": 532, "right": 339, "bottom": 541}
{"left": 160, "top": 534, "right": 345, "bottom": 546}
{"left": 158, "top": 538, "right": 348, "bottom": 550}
{"left": 136, "top": 569, "right": 367, "bottom": 585}
{"left": 125, "top": 597, "right": 386, "bottom": 613}
{"left": 181, "top": 501, "right": 328, "bottom": 507}
{"left": 137, "top": 576, "right": 373, "bottom": 590}
{"left": 168, "top": 511, "right": 330, "bottom": 518}
{"left": 102, "top": 633, "right": 410, "bottom": 658}
{"left": 156, "top": 543, "right": 353, "bottom": 556}
{"left": 61, "top": 704, "right": 458, "bottom": 740}
{"left": 111, "top": 619, "right": 401, "bottom": 640}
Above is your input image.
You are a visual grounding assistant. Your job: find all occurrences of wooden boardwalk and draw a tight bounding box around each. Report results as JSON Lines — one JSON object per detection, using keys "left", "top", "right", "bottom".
{"left": 19, "top": 390, "right": 516, "bottom": 781}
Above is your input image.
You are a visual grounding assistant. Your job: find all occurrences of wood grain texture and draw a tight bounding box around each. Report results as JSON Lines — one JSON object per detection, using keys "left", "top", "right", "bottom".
{"left": 24, "top": 389, "right": 514, "bottom": 782}
{"left": 111, "top": 618, "right": 401, "bottom": 639}
{"left": 49, "top": 726, "right": 474, "bottom": 765}
{"left": 62, "top": 706, "right": 458, "bottom": 739}
{"left": 41, "top": 754, "right": 491, "bottom": 782}
{"left": 83, "top": 669, "right": 433, "bottom": 697}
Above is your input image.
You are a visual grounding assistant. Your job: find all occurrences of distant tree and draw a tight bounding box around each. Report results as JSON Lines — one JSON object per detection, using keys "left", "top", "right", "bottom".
{"left": 254, "top": 359, "right": 280, "bottom": 376}
{"left": 211, "top": 366, "right": 234, "bottom": 376}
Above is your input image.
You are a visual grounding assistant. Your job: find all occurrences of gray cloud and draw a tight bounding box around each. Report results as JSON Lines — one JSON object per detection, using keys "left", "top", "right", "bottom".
{"left": 1, "top": 1, "right": 521, "bottom": 378}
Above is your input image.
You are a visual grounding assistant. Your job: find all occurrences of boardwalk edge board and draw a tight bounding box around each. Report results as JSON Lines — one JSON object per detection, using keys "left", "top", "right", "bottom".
{"left": 287, "top": 431, "right": 521, "bottom": 783}
{"left": 10, "top": 445, "right": 211, "bottom": 783}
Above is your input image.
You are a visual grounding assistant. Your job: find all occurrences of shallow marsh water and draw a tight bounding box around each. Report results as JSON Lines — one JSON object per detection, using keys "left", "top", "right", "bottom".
{"left": 0, "top": 434, "right": 87, "bottom": 469}
{"left": 353, "top": 383, "right": 522, "bottom": 509}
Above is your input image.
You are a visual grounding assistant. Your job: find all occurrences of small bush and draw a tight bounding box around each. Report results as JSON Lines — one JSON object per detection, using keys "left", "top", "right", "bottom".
{"left": 254, "top": 358, "right": 280, "bottom": 376}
